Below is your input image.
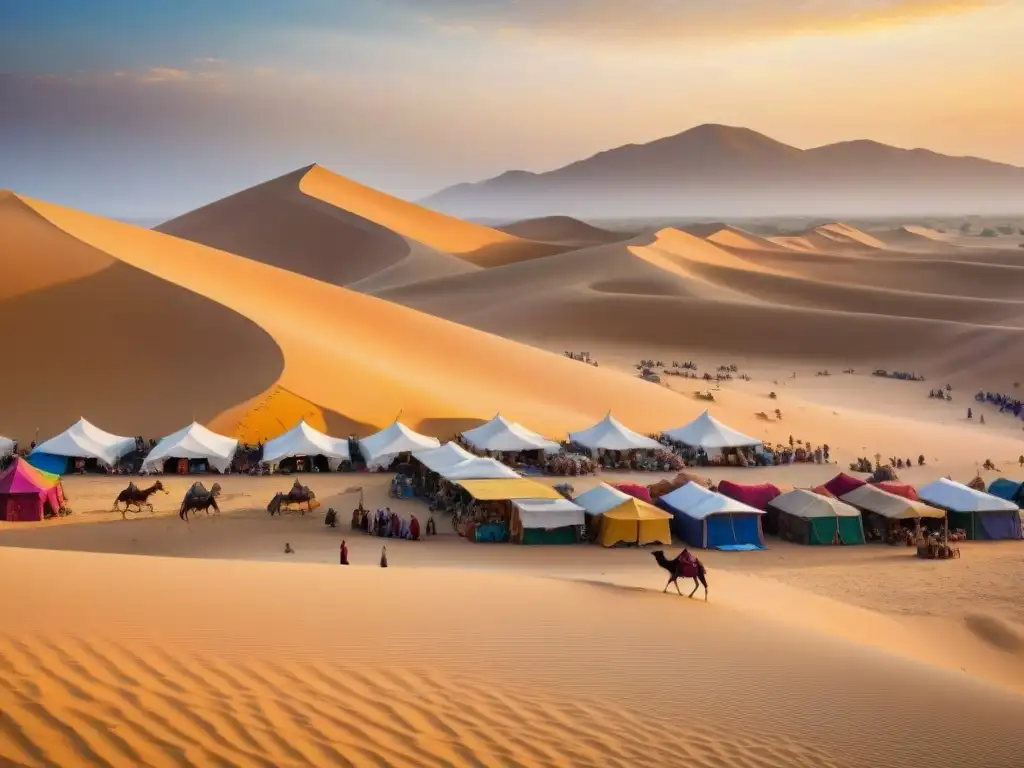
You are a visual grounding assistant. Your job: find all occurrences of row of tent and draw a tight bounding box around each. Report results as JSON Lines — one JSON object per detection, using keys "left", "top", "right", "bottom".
{"left": 0, "top": 409, "right": 766, "bottom": 475}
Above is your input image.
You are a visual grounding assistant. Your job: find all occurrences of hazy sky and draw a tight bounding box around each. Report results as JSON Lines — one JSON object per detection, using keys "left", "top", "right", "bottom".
{"left": 2, "top": 0, "right": 1022, "bottom": 217}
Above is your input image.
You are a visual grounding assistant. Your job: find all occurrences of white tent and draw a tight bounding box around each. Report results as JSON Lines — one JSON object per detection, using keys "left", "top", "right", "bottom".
{"left": 0, "top": 436, "right": 14, "bottom": 459}
{"left": 359, "top": 421, "right": 440, "bottom": 469}
{"left": 439, "top": 457, "right": 520, "bottom": 481}
{"left": 32, "top": 418, "right": 136, "bottom": 466}
{"left": 770, "top": 489, "right": 861, "bottom": 519}
{"left": 573, "top": 483, "right": 631, "bottom": 515}
{"left": 141, "top": 422, "right": 238, "bottom": 474}
{"left": 659, "top": 482, "right": 764, "bottom": 519}
{"left": 663, "top": 410, "right": 761, "bottom": 449}
{"left": 413, "top": 442, "right": 474, "bottom": 474}
{"left": 461, "top": 414, "right": 560, "bottom": 454}
{"left": 917, "top": 478, "right": 1018, "bottom": 513}
{"left": 840, "top": 485, "right": 944, "bottom": 519}
{"left": 261, "top": 420, "right": 351, "bottom": 470}
{"left": 568, "top": 414, "right": 661, "bottom": 451}
{"left": 512, "top": 498, "right": 585, "bottom": 529}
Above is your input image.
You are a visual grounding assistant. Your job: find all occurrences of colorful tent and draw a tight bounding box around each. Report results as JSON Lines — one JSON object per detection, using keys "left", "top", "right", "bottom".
{"left": 717, "top": 480, "right": 781, "bottom": 511}
{"left": 456, "top": 478, "right": 561, "bottom": 501}
{"left": 658, "top": 482, "right": 765, "bottom": 550}
{"left": 31, "top": 417, "right": 135, "bottom": 470}
{"left": 918, "top": 478, "right": 1021, "bottom": 540}
{"left": 612, "top": 483, "right": 653, "bottom": 504}
{"left": 568, "top": 413, "right": 661, "bottom": 451}
{"left": 511, "top": 498, "right": 585, "bottom": 545}
{"left": 823, "top": 473, "right": 867, "bottom": 497}
{"left": 414, "top": 442, "right": 475, "bottom": 474}
{"left": 872, "top": 481, "right": 918, "bottom": 501}
{"left": 141, "top": 422, "right": 238, "bottom": 474}
{"left": 766, "top": 489, "right": 865, "bottom": 545}
{"left": 839, "top": 484, "right": 944, "bottom": 519}
{"left": 663, "top": 410, "right": 761, "bottom": 449}
{"left": 440, "top": 458, "right": 520, "bottom": 481}
{"left": 261, "top": 420, "right": 351, "bottom": 469}
{"left": 573, "top": 483, "right": 631, "bottom": 515}
{"left": 988, "top": 478, "right": 1024, "bottom": 505}
{"left": 359, "top": 421, "right": 440, "bottom": 469}
{"left": 0, "top": 457, "right": 65, "bottom": 522}
{"left": 461, "top": 414, "right": 560, "bottom": 453}
{"left": 598, "top": 498, "right": 672, "bottom": 547}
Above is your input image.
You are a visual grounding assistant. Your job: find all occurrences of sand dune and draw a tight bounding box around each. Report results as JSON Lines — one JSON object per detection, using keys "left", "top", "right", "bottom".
{"left": 3, "top": 530, "right": 1024, "bottom": 768}
{"left": 3, "top": 195, "right": 702, "bottom": 443}
{"left": 705, "top": 224, "right": 788, "bottom": 251}
{"left": 496, "top": 215, "right": 633, "bottom": 246}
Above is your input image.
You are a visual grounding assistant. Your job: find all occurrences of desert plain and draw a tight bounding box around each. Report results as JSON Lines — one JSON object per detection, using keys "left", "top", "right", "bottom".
{"left": 2, "top": 159, "right": 1024, "bottom": 767}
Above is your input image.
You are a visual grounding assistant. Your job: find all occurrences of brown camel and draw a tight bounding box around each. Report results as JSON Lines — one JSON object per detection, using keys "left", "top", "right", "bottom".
{"left": 113, "top": 480, "right": 168, "bottom": 519}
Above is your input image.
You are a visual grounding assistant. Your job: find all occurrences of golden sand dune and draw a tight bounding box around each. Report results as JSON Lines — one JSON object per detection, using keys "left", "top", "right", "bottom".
{"left": 0, "top": 193, "right": 284, "bottom": 443}
{"left": 705, "top": 224, "right": 789, "bottom": 252}
{"left": 496, "top": 215, "right": 633, "bottom": 246}
{"left": 2, "top": 542, "right": 1024, "bottom": 768}
{"left": 2, "top": 194, "right": 700, "bottom": 443}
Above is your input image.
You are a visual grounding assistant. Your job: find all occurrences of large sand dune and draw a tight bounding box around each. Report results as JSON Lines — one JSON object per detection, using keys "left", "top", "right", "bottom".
{"left": 496, "top": 215, "right": 634, "bottom": 246}
{"left": 1, "top": 194, "right": 702, "bottom": 443}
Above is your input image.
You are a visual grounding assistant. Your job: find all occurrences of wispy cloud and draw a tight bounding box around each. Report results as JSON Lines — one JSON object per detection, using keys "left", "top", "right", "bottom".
{"left": 394, "top": 0, "right": 997, "bottom": 40}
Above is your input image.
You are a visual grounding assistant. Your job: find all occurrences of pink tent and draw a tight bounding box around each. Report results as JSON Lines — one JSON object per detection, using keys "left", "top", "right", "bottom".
{"left": 0, "top": 458, "right": 65, "bottom": 522}
{"left": 612, "top": 483, "right": 653, "bottom": 504}
{"left": 873, "top": 481, "right": 919, "bottom": 501}
{"left": 717, "top": 480, "right": 781, "bottom": 511}
{"left": 823, "top": 473, "right": 867, "bottom": 498}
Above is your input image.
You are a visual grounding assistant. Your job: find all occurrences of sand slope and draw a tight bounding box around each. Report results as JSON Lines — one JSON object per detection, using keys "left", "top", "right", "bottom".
{"left": 0, "top": 193, "right": 283, "bottom": 443}
{"left": 496, "top": 215, "right": 634, "bottom": 246}
{"left": 5, "top": 195, "right": 702, "bottom": 442}
{"left": 2, "top": 544, "right": 1024, "bottom": 768}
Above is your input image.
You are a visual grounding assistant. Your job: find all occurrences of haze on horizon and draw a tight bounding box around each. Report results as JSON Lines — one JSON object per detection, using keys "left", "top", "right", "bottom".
{"left": 2, "top": 0, "right": 1022, "bottom": 219}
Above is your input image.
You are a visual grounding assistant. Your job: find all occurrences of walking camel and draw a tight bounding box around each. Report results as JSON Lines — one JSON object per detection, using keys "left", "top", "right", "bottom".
{"left": 179, "top": 482, "right": 222, "bottom": 521}
{"left": 113, "top": 481, "right": 168, "bottom": 519}
{"left": 651, "top": 550, "right": 709, "bottom": 600}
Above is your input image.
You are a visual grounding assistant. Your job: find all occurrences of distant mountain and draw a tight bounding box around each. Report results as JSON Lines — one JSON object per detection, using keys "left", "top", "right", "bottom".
{"left": 420, "top": 124, "right": 1024, "bottom": 219}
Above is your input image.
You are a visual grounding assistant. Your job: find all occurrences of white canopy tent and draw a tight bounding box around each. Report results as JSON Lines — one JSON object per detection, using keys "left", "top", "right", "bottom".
{"left": 840, "top": 485, "right": 944, "bottom": 519}
{"left": 659, "top": 482, "right": 764, "bottom": 519}
{"left": 770, "top": 489, "right": 862, "bottom": 519}
{"left": 413, "top": 442, "right": 474, "bottom": 474}
{"left": 917, "top": 478, "right": 1018, "bottom": 513}
{"left": 141, "top": 422, "right": 238, "bottom": 474}
{"left": 261, "top": 420, "right": 351, "bottom": 470}
{"left": 359, "top": 421, "right": 440, "bottom": 470}
{"left": 0, "top": 436, "right": 14, "bottom": 459}
{"left": 512, "top": 498, "right": 585, "bottom": 529}
{"left": 461, "top": 414, "right": 560, "bottom": 454}
{"left": 568, "top": 414, "right": 661, "bottom": 452}
{"left": 663, "top": 410, "right": 761, "bottom": 449}
{"left": 32, "top": 418, "right": 136, "bottom": 466}
{"left": 573, "top": 483, "right": 631, "bottom": 515}
{"left": 439, "top": 458, "right": 520, "bottom": 481}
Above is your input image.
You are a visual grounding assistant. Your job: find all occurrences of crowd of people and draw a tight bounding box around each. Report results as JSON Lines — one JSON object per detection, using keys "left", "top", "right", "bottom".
{"left": 975, "top": 390, "right": 1023, "bottom": 421}
{"left": 351, "top": 505, "right": 433, "bottom": 540}
{"left": 564, "top": 351, "right": 598, "bottom": 366}
{"left": 873, "top": 369, "right": 925, "bottom": 381}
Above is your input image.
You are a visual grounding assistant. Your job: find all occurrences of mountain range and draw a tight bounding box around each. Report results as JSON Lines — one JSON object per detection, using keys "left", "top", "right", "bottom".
{"left": 420, "top": 124, "right": 1024, "bottom": 219}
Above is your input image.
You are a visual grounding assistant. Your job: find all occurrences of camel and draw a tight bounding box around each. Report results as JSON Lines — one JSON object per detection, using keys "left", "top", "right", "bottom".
{"left": 112, "top": 480, "right": 168, "bottom": 519}
{"left": 179, "top": 482, "right": 222, "bottom": 521}
{"left": 267, "top": 480, "right": 319, "bottom": 516}
{"left": 651, "top": 550, "right": 708, "bottom": 600}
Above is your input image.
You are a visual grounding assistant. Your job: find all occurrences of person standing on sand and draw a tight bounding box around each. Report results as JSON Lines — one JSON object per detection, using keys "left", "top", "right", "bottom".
{"left": 340, "top": 540, "right": 349, "bottom": 566}
{"left": 380, "top": 546, "right": 388, "bottom": 568}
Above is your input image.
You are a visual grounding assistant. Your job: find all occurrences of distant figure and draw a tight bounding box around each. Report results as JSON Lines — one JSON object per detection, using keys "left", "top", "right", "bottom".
{"left": 339, "top": 540, "right": 349, "bottom": 565}
{"left": 1018, "top": 455, "right": 1023, "bottom": 468}
{"left": 426, "top": 516, "right": 437, "bottom": 536}
{"left": 380, "top": 546, "right": 388, "bottom": 568}
{"left": 967, "top": 407, "right": 973, "bottom": 420}
{"left": 980, "top": 414, "right": 986, "bottom": 425}
{"left": 410, "top": 515, "right": 421, "bottom": 541}
{"left": 284, "top": 542, "right": 294, "bottom": 554}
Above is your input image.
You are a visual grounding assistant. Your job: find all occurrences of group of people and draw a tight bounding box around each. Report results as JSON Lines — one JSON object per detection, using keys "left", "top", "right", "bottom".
{"left": 873, "top": 369, "right": 925, "bottom": 381}
{"left": 975, "top": 390, "right": 1023, "bottom": 420}
{"left": 351, "top": 506, "right": 434, "bottom": 540}
{"left": 564, "top": 351, "right": 598, "bottom": 366}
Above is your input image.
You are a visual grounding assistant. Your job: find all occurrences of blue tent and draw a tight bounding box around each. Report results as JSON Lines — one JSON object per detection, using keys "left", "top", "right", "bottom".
{"left": 26, "top": 453, "right": 71, "bottom": 475}
{"left": 988, "top": 478, "right": 1024, "bottom": 505}
{"left": 658, "top": 482, "right": 765, "bottom": 550}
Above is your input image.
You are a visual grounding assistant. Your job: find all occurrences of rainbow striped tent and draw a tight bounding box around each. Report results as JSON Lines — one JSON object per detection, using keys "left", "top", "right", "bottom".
{"left": 0, "top": 458, "right": 66, "bottom": 522}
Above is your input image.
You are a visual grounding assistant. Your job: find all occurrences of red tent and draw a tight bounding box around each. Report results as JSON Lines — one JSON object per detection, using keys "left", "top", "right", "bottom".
{"left": 612, "top": 483, "right": 653, "bottom": 504}
{"left": 717, "top": 480, "right": 781, "bottom": 510}
{"left": 873, "top": 481, "right": 919, "bottom": 501}
{"left": 823, "top": 473, "right": 867, "bottom": 498}
{"left": 0, "top": 458, "right": 65, "bottom": 522}
{"left": 811, "top": 484, "right": 836, "bottom": 498}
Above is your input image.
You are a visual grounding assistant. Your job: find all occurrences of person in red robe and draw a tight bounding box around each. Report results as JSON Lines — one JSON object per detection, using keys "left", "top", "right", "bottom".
{"left": 339, "top": 540, "right": 349, "bottom": 565}
{"left": 409, "top": 515, "right": 421, "bottom": 541}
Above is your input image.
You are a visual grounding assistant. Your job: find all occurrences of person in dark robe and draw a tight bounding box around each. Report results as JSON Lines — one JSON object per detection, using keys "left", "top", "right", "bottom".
{"left": 410, "top": 515, "right": 421, "bottom": 541}
{"left": 380, "top": 545, "right": 388, "bottom": 568}
{"left": 339, "top": 540, "right": 349, "bottom": 565}
{"left": 390, "top": 511, "right": 400, "bottom": 538}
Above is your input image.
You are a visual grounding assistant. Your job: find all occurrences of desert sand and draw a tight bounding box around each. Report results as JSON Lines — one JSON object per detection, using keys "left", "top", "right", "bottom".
{"left": 3, "top": 167, "right": 1024, "bottom": 767}
{"left": 3, "top": 470, "right": 1024, "bottom": 768}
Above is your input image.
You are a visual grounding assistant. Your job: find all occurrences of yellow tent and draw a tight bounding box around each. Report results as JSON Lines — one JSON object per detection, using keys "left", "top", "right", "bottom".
{"left": 457, "top": 478, "right": 563, "bottom": 501}
{"left": 599, "top": 498, "right": 673, "bottom": 547}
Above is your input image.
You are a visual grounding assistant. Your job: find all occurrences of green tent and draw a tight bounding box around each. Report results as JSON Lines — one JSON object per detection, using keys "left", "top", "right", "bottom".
{"left": 767, "top": 489, "right": 865, "bottom": 545}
